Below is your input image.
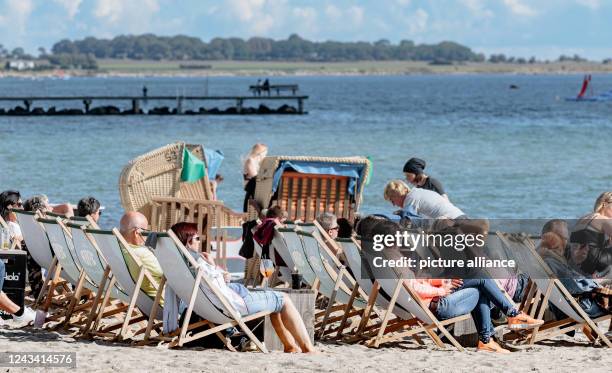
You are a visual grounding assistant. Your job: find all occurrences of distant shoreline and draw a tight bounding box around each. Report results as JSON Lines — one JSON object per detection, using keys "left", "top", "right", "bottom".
{"left": 2, "top": 60, "right": 612, "bottom": 78}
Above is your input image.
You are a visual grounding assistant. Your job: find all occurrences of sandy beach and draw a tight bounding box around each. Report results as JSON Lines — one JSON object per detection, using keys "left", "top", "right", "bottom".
{"left": 0, "top": 320, "right": 609, "bottom": 373}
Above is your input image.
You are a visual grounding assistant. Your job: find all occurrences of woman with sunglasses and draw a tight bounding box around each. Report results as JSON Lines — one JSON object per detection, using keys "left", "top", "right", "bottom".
{"left": 0, "top": 190, "right": 23, "bottom": 245}
{"left": 171, "top": 222, "right": 316, "bottom": 353}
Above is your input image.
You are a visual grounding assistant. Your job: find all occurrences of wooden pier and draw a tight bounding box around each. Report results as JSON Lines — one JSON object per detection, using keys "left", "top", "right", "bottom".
{"left": 0, "top": 94, "right": 308, "bottom": 116}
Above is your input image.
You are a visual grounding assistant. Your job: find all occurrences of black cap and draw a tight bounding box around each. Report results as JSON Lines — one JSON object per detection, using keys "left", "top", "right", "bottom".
{"left": 403, "top": 157, "right": 426, "bottom": 174}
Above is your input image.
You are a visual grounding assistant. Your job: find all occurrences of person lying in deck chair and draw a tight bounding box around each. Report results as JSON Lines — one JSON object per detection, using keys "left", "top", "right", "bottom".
{"left": 539, "top": 219, "right": 609, "bottom": 320}
{"left": 363, "top": 218, "right": 544, "bottom": 353}
{"left": 76, "top": 196, "right": 102, "bottom": 223}
{"left": 119, "top": 211, "right": 164, "bottom": 303}
{"left": 171, "top": 222, "right": 316, "bottom": 353}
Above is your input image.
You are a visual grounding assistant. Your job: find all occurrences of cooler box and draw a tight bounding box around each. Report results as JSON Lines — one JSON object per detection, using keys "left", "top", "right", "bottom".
{"left": 0, "top": 250, "right": 27, "bottom": 320}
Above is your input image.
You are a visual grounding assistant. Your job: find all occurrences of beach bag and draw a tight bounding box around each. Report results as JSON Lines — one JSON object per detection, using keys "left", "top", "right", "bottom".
{"left": 594, "top": 285, "right": 612, "bottom": 312}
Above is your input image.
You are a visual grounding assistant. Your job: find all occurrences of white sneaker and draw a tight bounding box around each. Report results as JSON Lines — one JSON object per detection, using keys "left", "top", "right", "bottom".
{"left": 12, "top": 307, "right": 36, "bottom": 325}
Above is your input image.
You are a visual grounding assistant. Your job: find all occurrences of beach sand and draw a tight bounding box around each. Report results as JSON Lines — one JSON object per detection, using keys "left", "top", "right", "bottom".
{"left": 0, "top": 322, "right": 609, "bottom": 373}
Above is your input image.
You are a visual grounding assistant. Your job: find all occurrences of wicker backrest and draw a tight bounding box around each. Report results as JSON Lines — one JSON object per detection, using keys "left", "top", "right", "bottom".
{"left": 252, "top": 156, "right": 370, "bottom": 222}
{"left": 119, "top": 142, "right": 213, "bottom": 218}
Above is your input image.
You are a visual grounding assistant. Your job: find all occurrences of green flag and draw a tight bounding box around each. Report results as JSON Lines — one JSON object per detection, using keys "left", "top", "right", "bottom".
{"left": 181, "top": 148, "right": 206, "bottom": 183}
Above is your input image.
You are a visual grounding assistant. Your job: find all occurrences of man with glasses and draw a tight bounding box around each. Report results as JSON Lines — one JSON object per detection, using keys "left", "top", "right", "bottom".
{"left": 77, "top": 196, "right": 102, "bottom": 223}
{"left": 119, "top": 211, "right": 163, "bottom": 302}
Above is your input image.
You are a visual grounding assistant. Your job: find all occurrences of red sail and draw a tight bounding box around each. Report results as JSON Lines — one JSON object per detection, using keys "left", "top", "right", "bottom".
{"left": 577, "top": 75, "right": 590, "bottom": 98}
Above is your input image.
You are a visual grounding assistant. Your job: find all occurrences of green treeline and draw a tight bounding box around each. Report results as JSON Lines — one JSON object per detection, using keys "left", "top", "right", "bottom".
{"left": 50, "top": 34, "right": 484, "bottom": 62}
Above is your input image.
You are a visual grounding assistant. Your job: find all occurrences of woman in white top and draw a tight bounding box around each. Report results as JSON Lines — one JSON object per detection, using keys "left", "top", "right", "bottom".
{"left": 171, "top": 222, "right": 316, "bottom": 353}
{"left": 242, "top": 143, "right": 268, "bottom": 212}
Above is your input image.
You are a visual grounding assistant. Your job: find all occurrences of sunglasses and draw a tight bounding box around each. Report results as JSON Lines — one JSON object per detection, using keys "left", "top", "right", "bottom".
{"left": 330, "top": 226, "right": 339, "bottom": 231}
{"left": 191, "top": 236, "right": 201, "bottom": 242}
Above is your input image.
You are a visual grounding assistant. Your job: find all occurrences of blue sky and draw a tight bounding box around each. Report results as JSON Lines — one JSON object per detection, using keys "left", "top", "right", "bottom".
{"left": 1, "top": 0, "right": 611, "bottom": 59}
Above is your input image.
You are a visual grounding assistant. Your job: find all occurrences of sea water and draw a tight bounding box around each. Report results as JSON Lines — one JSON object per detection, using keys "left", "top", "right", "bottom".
{"left": 1, "top": 74, "right": 611, "bottom": 228}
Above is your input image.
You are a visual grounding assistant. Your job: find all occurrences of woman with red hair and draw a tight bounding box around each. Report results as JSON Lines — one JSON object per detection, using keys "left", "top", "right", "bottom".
{"left": 170, "top": 222, "right": 316, "bottom": 353}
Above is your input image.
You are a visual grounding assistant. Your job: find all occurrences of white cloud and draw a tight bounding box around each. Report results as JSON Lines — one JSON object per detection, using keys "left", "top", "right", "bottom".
{"left": 324, "top": 4, "right": 341, "bottom": 19}
{"left": 0, "top": 0, "right": 34, "bottom": 35}
{"left": 226, "top": 0, "right": 287, "bottom": 35}
{"left": 396, "top": 0, "right": 411, "bottom": 6}
{"left": 576, "top": 0, "right": 601, "bottom": 10}
{"left": 53, "top": 0, "right": 82, "bottom": 19}
{"left": 406, "top": 8, "right": 429, "bottom": 34}
{"left": 93, "top": 0, "right": 160, "bottom": 32}
{"left": 503, "top": 0, "right": 537, "bottom": 17}
{"left": 460, "top": 0, "right": 494, "bottom": 19}
{"left": 293, "top": 7, "right": 316, "bottom": 23}
{"left": 347, "top": 6, "right": 364, "bottom": 25}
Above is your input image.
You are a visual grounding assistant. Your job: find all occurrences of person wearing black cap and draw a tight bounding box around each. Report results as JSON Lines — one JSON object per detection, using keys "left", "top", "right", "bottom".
{"left": 403, "top": 157, "right": 447, "bottom": 199}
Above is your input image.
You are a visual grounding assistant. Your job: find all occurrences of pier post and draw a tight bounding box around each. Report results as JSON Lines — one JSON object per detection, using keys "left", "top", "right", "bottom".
{"left": 132, "top": 99, "right": 140, "bottom": 113}
{"left": 236, "top": 98, "right": 243, "bottom": 114}
{"left": 83, "top": 99, "right": 92, "bottom": 113}
{"left": 177, "top": 97, "right": 183, "bottom": 114}
{"left": 23, "top": 100, "right": 32, "bottom": 111}
{"left": 298, "top": 98, "right": 304, "bottom": 114}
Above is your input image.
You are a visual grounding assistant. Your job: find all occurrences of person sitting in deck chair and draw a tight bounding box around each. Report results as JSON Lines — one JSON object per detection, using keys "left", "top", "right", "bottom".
{"left": 361, "top": 217, "right": 544, "bottom": 353}
{"left": 76, "top": 196, "right": 102, "bottom": 223}
{"left": 119, "top": 211, "right": 163, "bottom": 303}
{"left": 171, "top": 222, "right": 317, "bottom": 353}
{"left": 539, "top": 219, "right": 609, "bottom": 319}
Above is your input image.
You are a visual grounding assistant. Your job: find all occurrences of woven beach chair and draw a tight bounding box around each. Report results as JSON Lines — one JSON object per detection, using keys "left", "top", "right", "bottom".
{"left": 119, "top": 142, "right": 213, "bottom": 219}
{"left": 496, "top": 232, "right": 612, "bottom": 347}
{"left": 88, "top": 228, "right": 164, "bottom": 342}
{"left": 153, "top": 230, "right": 271, "bottom": 351}
{"left": 251, "top": 156, "right": 370, "bottom": 222}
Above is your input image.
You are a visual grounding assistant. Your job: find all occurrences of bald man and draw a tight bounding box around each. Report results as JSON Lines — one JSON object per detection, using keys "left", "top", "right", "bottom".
{"left": 119, "top": 211, "right": 163, "bottom": 302}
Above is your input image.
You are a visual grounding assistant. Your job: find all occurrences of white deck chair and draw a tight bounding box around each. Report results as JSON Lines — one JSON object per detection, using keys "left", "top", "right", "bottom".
{"left": 274, "top": 227, "right": 319, "bottom": 289}
{"left": 154, "top": 230, "right": 271, "bottom": 351}
{"left": 352, "top": 238, "right": 470, "bottom": 350}
{"left": 67, "top": 222, "right": 132, "bottom": 336}
{"left": 497, "top": 232, "right": 612, "bottom": 347}
{"left": 87, "top": 228, "right": 164, "bottom": 341}
{"left": 37, "top": 217, "right": 100, "bottom": 327}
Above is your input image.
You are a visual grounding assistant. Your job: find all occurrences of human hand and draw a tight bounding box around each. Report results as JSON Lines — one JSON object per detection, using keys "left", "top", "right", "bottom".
{"left": 199, "top": 252, "right": 216, "bottom": 266}
{"left": 451, "top": 279, "right": 463, "bottom": 289}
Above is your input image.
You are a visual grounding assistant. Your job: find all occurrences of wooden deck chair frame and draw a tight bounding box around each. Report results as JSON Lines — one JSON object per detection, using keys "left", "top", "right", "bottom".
{"left": 154, "top": 230, "right": 271, "bottom": 351}
{"left": 66, "top": 222, "right": 136, "bottom": 339}
{"left": 37, "top": 217, "right": 100, "bottom": 329}
{"left": 12, "top": 210, "right": 73, "bottom": 311}
{"left": 87, "top": 228, "right": 164, "bottom": 342}
{"left": 497, "top": 233, "right": 612, "bottom": 348}
{"left": 349, "top": 238, "right": 471, "bottom": 350}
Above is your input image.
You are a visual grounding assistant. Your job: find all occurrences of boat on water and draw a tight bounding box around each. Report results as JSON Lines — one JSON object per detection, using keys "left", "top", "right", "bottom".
{"left": 565, "top": 74, "right": 612, "bottom": 101}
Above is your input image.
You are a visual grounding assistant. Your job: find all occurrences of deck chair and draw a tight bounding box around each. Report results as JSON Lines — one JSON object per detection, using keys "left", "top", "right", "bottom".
{"left": 87, "top": 228, "right": 164, "bottom": 342}
{"left": 37, "top": 217, "right": 100, "bottom": 328}
{"left": 274, "top": 227, "right": 320, "bottom": 290}
{"left": 497, "top": 232, "right": 612, "bottom": 347}
{"left": 154, "top": 230, "right": 271, "bottom": 351}
{"left": 67, "top": 222, "right": 134, "bottom": 338}
{"left": 13, "top": 210, "right": 73, "bottom": 310}
{"left": 348, "top": 238, "right": 471, "bottom": 350}
{"left": 297, "top": 230, "right": 369, "bottom": 338}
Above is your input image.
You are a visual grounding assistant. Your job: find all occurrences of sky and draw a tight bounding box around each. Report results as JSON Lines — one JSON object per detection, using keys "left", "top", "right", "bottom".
{"left": 0, "top": 0, "right": 611, "bottom": 60}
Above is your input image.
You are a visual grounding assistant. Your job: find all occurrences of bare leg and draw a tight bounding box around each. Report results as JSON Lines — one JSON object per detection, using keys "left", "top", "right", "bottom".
{"left": 0, "top": 292, "right": 19, "bottom": 314}
{"left": 270, "top": 313, "right": 300, "bottom": 352}
{"left": 279, "top": 295, "right": 316, "bottom": 353}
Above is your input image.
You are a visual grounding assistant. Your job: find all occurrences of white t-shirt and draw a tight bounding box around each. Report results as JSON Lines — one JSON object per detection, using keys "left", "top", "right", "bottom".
{"left": 404, "top": 188, "right": 465, "bottom": 219}
{"left": 196, "top": 258, "right": 248, "bottom": 316}
{"left": 8, "top": 221, "right": 22, "bottom": 238}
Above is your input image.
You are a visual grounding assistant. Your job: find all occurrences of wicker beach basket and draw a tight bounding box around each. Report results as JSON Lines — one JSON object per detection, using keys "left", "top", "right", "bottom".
{"left": 251, "top": 155, "right": 370, "bottom": 222}
{"left": 118, "top": 142, "right": 213, "bottom": 218}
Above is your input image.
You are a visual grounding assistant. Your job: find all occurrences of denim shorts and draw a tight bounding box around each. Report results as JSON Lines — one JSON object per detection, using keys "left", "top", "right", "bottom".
{"left": 242, "top": 288, "right": 285, "bottom": 316}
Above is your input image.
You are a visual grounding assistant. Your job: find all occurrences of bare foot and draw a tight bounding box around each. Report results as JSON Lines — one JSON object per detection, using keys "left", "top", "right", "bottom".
{"left": 284, "top": 347, "right": 301, "bottom": 353}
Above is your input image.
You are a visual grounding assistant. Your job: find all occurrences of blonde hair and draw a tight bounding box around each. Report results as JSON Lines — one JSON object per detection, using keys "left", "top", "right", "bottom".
{"left": 594, "top": 191, "right": 612, "bottom": 213}
{"left": 247, "top": 143, "right": 268, "bottom": 159}
{"left": 383, "top": 180, "right": 410, "bottom": 200}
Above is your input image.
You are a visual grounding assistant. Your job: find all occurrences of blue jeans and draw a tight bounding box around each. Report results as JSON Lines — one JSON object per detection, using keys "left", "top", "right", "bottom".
{"left": 229, "top": 283, "right": 285, "bottom": 316}
{"left": 435, "top": 278, "right": 517, "bottom": 342}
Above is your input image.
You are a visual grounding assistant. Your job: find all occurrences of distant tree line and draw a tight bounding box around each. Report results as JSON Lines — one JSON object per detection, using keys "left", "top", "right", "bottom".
{"left": 49, "top": 34, "right": 485, "bottom": 62}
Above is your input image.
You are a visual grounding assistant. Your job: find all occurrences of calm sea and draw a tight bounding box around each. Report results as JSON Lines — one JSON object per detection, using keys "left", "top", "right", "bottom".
{"left": 1, "top": 74, "right": 611, "bottom": 228}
